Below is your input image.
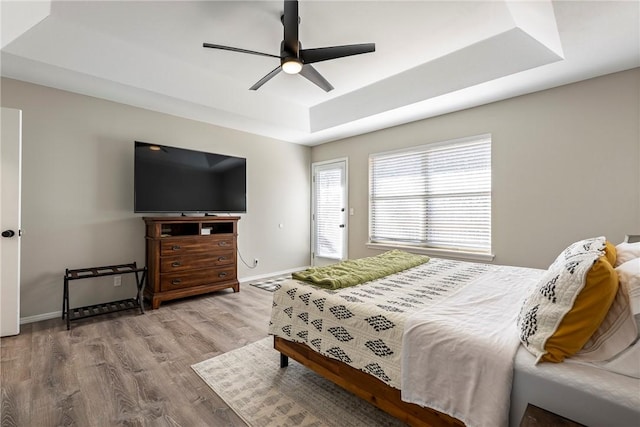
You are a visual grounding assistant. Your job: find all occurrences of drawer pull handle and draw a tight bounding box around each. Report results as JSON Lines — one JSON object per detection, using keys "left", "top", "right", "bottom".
{"left": 218, "top": 256, "right": 226, "bottom": 262}
{"left": 171, "top": 245, "right": 181, "bottom": 251}
{"left": 171, "top": 262, "right": 181, "bottom": 267}
{"left": 171, "top": 279, "right": 181, "bottom": 285}
{"left": 218, "top": 241, "right": 228, "bottom": 246}
{"left": 219, "top": 272, "right": 228, "bottom": 278}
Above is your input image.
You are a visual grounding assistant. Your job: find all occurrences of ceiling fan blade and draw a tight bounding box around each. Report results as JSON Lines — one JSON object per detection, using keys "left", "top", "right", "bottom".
{"left": 300, "top": 43, "right": 375, "bottom": 64}
{"left": 283, "top": 0, "right": 299, "bottom": 55}
{"left": 203, "top": 43, "right": 280, "bottom": 59}
{"left": 299, "top": 64, "right": 334, "bottom": 92}
{"left": 249, "top": 66, "right": 282, "bottom": 90}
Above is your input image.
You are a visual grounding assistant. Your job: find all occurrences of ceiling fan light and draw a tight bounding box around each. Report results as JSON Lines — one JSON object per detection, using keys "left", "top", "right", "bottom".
{"left": 282, "top": 59, "right": 302, "bottom": 74}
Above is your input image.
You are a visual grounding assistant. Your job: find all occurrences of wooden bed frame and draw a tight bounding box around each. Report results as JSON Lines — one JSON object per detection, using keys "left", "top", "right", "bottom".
{"left": 274, "top": 336, "right": 464, "bottom": 427}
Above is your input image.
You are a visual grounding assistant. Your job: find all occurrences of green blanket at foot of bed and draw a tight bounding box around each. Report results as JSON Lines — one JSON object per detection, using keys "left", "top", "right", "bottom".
{"left": 292, "top": 249, "right": 430, "bottom": 290}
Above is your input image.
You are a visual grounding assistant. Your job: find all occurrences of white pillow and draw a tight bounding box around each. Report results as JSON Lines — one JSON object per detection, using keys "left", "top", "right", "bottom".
{"left": 576, "top": 257, "right": 640, "bottom": 374}
{"left": 615, "top": 241, "right": 640, "bottom": 267}
{"left": 592, "top": 338, "right": 640, "bottom": 379}
{"left": 573, "top": 281, "right": 637, "bottom": 362}
{"left": 616, "top": 258, "right": 640, "bottom": 320}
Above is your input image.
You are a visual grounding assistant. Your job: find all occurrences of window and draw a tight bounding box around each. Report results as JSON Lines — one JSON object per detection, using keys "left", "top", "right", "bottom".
{"left": 369, "top": 135, "right": 491, "bottom": 256}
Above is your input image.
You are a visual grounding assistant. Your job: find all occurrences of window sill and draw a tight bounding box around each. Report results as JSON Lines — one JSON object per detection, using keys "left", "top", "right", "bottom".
{"left": 366, "top": 242, "right": 495, "bottom": 263}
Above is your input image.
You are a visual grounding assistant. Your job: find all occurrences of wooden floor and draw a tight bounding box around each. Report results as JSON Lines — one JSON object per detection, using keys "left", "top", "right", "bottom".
{"left": 1, "top": 285, "right": 273, "bottom": 427}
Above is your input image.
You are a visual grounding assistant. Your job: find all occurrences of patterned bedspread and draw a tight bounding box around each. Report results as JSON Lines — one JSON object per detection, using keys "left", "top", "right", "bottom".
{"left": 268, "top": 258, "right": 493, "bottom": 388}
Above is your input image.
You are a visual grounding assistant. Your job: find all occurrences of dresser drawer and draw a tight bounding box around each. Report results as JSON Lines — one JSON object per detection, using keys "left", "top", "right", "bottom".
{"left": 160, "top": 252, "right": 235, "bottom": 273}
{"left": 160, "top": 237, "right": 235, "bottom": 255}
{"left": 160, "top": 266, "right": 236, "bottom": 291}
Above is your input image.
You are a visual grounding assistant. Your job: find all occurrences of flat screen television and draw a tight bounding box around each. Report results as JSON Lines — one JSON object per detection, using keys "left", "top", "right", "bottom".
{"left": 134, "top": 141, "right": 247, "bottom": 214}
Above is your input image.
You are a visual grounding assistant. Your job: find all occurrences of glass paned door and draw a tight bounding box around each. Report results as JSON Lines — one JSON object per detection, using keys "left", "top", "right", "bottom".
{"left": 312, "top": 159, "right": 347, "bottom": 265}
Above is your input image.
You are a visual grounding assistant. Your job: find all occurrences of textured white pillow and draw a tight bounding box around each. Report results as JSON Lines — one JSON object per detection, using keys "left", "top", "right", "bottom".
{"left": 517, "top": 236, "right": 607, "bottom": 362}
{"left": 616, "top": 258, "right": 640, "bottom": 320}
{"left": 615, "top": 242, "right": 640, "bottom": 267}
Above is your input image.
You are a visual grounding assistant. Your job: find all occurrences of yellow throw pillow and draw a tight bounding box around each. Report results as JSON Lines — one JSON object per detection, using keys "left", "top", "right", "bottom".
{"left": 604, "top": 240, "right": 617, "bottom": 266}
{"left": 541, "top": 256, "right": 618, "bottom": 362}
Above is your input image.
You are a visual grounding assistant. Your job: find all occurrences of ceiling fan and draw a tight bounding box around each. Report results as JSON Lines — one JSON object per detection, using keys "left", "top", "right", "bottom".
{"left": 203, "top": 0, "right": 375, "bottom": 92}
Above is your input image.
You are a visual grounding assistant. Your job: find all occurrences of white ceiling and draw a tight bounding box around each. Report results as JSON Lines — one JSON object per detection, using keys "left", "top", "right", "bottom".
{"left": 1, "top": 1, "right": 638, "bottom": 145}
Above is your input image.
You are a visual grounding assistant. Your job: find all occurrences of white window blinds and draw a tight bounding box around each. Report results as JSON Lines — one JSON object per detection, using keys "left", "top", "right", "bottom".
{"left": 369, "top": 136, "right": 491, "bottom": 253}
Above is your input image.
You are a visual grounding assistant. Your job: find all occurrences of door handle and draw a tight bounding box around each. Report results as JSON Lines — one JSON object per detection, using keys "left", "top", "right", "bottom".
{"left": 339, "top": 224, "right": 345, "bottom": 228}
{"left": 1, "top": 230, "right": 15, "bottom": 238}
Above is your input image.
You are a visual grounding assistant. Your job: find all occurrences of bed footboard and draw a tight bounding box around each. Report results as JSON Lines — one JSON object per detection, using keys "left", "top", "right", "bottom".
{"left": 273, "top": 336, "right": 463, "bottom": 427}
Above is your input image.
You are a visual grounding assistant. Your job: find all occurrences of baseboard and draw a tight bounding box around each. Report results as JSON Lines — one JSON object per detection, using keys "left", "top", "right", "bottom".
{"left": 18, "top": 267, "right": 308, "bottom": 325}
{"left": 240, "top": 266, "right": 308, "bottom": 284}
{"left": 20, "top": 311, "right": 62, "bottom": 325}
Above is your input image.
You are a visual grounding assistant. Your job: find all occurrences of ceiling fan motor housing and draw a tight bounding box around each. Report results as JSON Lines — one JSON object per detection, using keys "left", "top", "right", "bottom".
{"left": 280, "top": 41, "right": 303, "bottom": 74}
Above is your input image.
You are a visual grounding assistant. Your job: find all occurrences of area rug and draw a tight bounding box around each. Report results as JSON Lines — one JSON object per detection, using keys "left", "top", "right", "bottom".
{"left": 249, "top": 275, "right": 290, "bottom": 292}
{"left": 192, "top": 337, "right": 407, "bottom": 427}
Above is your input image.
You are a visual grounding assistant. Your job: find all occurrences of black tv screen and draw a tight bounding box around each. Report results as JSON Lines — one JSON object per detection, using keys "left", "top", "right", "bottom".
{"left": 134, "top": 141, "right": 247, "bottom": 214}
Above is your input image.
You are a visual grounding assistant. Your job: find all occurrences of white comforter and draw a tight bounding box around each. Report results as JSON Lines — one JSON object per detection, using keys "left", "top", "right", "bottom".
{"left": 401, "top": 265, "right": 542, "bottom": 427}
{"left": 269, "top": 258, "right": 491, "bottom": 388}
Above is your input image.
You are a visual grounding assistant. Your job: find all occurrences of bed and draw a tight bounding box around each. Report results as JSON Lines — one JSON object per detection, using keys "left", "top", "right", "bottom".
{"left": 268, "top": 238, "right": 640, "bottom": 427}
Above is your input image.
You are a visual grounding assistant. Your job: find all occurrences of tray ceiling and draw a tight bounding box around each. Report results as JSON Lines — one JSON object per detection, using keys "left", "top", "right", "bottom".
{"left": 1, "top": 1, "right": 638, "bottom": 145}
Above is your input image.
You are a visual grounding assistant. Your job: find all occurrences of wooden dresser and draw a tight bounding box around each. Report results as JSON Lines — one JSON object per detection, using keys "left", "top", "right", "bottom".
{"left": 143, "top": 216, "right": 240, "bottom": 309}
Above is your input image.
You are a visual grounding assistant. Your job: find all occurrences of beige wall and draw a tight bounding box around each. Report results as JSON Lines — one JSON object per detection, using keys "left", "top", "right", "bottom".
{"left": 4, "top": 69, "right": 639, "bottom": 318}
{"left": 1, "top": 78, "right": 311, "bottom": 319}
{"left": 311, "top": 69, "right": 640, "bottom": 269}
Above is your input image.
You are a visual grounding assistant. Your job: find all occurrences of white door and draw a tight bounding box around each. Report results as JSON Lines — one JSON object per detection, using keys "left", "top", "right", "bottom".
{"left": 1, "top": 108, "right": 22, "bottom": 337}
{"left": 312, "top": 159, "right": 347, "bottom": 266}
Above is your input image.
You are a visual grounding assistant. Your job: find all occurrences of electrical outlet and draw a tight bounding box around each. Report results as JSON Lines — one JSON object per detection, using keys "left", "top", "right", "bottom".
{"left": 254, "top": 258, "right": 259, "bottom": 266}
{"left": 113, "top": 275, "right": 122, "bottom": 287}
